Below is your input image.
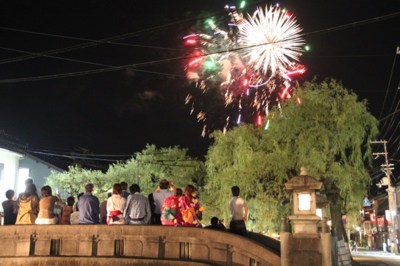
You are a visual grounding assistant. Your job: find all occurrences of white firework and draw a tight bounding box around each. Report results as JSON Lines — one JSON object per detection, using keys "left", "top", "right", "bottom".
{"left": 238, "top": 5, "right": 304, "bottom": 76}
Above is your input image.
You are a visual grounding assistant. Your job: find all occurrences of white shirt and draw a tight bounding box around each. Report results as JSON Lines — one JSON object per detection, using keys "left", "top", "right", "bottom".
{"left": 107, "top": 194, "right": 126, "bottom": 214}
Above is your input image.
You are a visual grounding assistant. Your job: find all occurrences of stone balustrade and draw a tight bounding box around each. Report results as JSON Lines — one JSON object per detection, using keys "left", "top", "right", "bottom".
{"left": 0, "top": 225, "right": 280, "bottom": 266}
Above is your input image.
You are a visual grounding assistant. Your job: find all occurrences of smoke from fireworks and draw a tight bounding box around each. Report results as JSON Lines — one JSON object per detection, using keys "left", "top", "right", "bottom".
{"left": 183, "top": 3, "right": 306, "bottom": 136}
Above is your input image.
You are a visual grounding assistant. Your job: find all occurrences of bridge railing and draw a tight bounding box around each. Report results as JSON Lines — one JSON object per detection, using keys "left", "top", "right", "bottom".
{"left": 0, "top": 225, "right": 280, "bottom": 266}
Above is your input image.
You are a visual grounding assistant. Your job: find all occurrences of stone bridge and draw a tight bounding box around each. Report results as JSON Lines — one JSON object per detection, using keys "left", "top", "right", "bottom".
{"left": 0, "top": 225, "right": 280, "bottom": 266}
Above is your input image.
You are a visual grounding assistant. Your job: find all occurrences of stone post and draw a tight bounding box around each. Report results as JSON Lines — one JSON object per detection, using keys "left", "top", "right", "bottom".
{"left": 282, "top": 172, "right": 332, "bottom": 266}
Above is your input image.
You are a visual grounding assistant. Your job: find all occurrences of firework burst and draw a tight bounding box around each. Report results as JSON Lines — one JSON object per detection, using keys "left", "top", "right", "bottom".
{"left": 183, "top": 3, "right": 305, "bottom": 136}
{"left": 239, "top": 5, "right": 304, "bottom": 76}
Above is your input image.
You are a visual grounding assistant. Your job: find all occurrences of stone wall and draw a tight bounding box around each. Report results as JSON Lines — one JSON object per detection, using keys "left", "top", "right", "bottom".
{"left": 0, "top": 225, "right": 280, "bottom": 266}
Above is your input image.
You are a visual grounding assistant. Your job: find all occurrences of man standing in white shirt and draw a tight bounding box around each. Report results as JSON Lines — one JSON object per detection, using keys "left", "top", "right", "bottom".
{"left": 229, "top": 186, "right": 249, "bottom": 236}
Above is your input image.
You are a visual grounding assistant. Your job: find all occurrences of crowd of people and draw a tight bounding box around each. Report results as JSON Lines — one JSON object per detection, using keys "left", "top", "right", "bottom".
{"left": 1, "top": 178, "right": 249, "bottom": 236}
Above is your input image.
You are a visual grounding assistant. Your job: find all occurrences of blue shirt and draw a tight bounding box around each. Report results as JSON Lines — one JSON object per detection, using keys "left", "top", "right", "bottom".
{"left": 78, "top": 192, "right": 100, "bottom": 224}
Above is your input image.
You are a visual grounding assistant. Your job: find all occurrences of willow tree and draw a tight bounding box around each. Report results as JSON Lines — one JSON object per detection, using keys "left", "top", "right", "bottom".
{"left": 205, "top": 79, "right": 378, "bottom": 238}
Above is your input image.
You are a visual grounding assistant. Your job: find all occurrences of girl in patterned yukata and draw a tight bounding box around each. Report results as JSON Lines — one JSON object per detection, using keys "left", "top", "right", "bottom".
{"left": 179, "top": 185, "right": 204, "bottom": 227}
{"left": 161, "top": 188, "right": 183, "bottom": 226}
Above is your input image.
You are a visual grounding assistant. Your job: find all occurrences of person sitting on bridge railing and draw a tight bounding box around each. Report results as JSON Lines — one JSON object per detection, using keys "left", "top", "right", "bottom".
{"left": 179, "top": 185, "right": 204, "bottom": 227}
{"left": 150, "top": 179, "right": 175, "bottom": 225}
{"left": 35, "top": 185, "right": 64, "bottom": 225}
{"left": 60, "top": 196, "right": 75, "bottom": 224}
{"left": 2, "top": 189, "right": 18, "bottom": 225}
{"left": 77, "top": 183, "right": 100, "bottom": 224}
{"left": 161, "top": 188, "right": 183, "bottom": 226}
{"left": 205, "top": 216, "right": 226, "bottom": 231}
{"left": 16, "top": 183, "right": 39, "bottom": 225}
{"left": 107, "top": 183, "right": 127, "bottom": 225}
{"left": 124, "top": 184, "right": 151, "bottom": 225}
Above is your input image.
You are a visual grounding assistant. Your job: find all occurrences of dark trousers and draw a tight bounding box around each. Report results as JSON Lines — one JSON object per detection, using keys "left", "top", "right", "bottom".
{"left": 151, "top": 213, "right": 161, "bottom": 225}
{"left": 229, "top": 220, "right": 247, "bottom": 236}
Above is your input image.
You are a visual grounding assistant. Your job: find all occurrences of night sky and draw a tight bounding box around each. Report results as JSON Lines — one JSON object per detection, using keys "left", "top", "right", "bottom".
{"left": 0, "top": 0, "right": 399, "bottom": 164}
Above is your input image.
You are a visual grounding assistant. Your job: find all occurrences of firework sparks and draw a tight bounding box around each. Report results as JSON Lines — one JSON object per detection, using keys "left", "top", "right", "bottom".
{"left": 183, "top": 3, "right": 306, "bottom": 135}
{"left": 239, "top": 5, "right": 304, "bottom": 76}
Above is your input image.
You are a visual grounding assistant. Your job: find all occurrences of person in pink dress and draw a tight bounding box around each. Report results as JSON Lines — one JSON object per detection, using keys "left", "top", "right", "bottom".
{"left": 161, "top": 188, "right": 183, "bottom": 226}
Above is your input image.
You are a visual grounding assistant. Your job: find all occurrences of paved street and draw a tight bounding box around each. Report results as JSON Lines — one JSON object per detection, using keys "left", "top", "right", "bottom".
{"left": 352, "top": 249, "right": 400, "bottom": 266}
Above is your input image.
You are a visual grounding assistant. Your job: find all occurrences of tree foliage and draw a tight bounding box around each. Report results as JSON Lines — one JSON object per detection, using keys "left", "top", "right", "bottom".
{"left": 204, "top": 79, "right": 378, "bottom": 233}
{"left": 47, "top": 145, "right": 206, "bottom": 201}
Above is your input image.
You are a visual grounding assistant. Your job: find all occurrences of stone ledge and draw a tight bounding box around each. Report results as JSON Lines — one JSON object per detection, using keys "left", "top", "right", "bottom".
{"left": 0, "top": 225, "right": 281, "bottom": 266}
{"left": 0, "top": 257, "right": 213, "bottom": 266}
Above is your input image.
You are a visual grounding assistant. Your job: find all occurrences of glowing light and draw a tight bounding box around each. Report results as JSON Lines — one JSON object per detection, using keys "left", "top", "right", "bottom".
{"left": 188, "top": 57, "right": 203, "bottom": 67}
{"left": 185, "top": 38, "right": 197, "bottom": 45}
{"left": 280, "top": 82, "right": 291, "bottom": 99}
{"left": 204, "top": 58, "right": 218, "bottom": 71}
{"left": 239, "top": 5, "right": 304, "bottom": 76}
{"left": 257, "top": 114, "right": 263, "bottom": 126}
{"left": 264, "top": 119, "right": 270, "bottom": 130}
{"left": 304, "top": 45, "right": 311, "bottom": 51}
{"left": 239, "top": 1, "right": 246, "bottom": 9}
{"left": 206, "top": 18, "right": 216, "bottom": 29}
{"left": 285, "top": 66, "right": 306, "bottom": 76}
{"left": 298, "top": 193, "right": 311, "bottom": 211}
{"left": 242, "top": 78, "right": 249, "bottom": 87}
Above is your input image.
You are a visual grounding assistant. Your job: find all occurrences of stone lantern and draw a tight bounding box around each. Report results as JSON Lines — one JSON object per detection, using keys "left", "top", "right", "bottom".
{"left": 281, "top": 167, "right": 331, "bottom": 266}
{"left": 285, "top": 168, "right": 322, "bottom": 237}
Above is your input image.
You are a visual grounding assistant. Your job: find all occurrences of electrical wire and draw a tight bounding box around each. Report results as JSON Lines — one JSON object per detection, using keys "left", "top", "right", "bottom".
{"left": 0, "top": 26, "right": 182, "bottom": 52}
{"left": 379, "top": 49, "right": 400, "bottom": 124}
{"left": 0, "top": 10, "right": 399, "bottom": 84}
{"left": 0, "top": 7, "right": 400, "bottom": 83}
{"left": 0, "top": 0, "right": 268, "bottom": 66}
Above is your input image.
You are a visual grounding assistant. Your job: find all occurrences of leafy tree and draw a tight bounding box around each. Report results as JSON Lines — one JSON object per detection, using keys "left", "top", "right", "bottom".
{"left": 46, "top": 166, "right": 106, "bottom": 199}
{"left": 204, "top": 79, "right": 378, "bottom": 238}
{"left": 123, "top": 144, "right": 206, "bottom": 195}
{"left": 46, "top": 145, "right": 206, "bottom": 201}
{"left": 204, "top": 125, "right": 284, "bottom": 232}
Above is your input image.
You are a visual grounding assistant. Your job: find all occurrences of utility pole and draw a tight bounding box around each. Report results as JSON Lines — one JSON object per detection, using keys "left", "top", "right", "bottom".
{"left": 371, "top": 140, "right": 397, "bottom": 253}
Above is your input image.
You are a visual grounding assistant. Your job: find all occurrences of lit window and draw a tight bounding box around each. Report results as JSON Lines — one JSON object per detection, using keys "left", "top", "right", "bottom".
{"left": 298, "top": 193, "right": 311, "bottom": 211}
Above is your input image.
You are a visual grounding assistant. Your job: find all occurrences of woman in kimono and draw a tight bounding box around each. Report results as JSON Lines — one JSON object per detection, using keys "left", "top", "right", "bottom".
{"left": 107, "top": 183, "right": 126, "bottom": 225}
{"left": 161, "top": 188, "right": 183, "bottom": 226}
{"left": 179, "top": 185, "right": 204, "bottom": 227}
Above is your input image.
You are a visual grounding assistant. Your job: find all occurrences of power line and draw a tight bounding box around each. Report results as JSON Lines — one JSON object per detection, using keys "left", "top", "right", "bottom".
{"left": 379, "top": 47, "right": 400, "bottom": 122}
{"left": 0, "top": 26, "right": 182, "bottom": 52}
{"left": 0, "top": 16, "right": 197, "bottom": 66}
{"left": 306, "top": 11, "right": 400, "bottom": 37}
{"left": 0, "top": 45, "right": 118, "bottom": 68}
{"left": 0, "top": 0, "right": 268, "bottom": 66}
{"left": 0, "top": 8, "right": 398, "bottom": 84}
